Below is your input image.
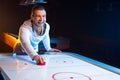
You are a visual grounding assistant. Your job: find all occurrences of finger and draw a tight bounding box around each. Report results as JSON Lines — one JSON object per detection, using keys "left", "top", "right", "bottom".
{"left": 39, "top": 56, "right": 44, "bottom": 63}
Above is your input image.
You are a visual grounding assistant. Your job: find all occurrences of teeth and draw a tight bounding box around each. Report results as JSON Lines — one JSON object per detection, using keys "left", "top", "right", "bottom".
{"left": 38, "top": 22, "right": 43, "bottom": 24}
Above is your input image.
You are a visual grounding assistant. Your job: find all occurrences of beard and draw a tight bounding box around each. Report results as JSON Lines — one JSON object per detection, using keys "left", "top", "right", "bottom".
{"left": 35, "top": 21, "right": 44, "bottom": 27}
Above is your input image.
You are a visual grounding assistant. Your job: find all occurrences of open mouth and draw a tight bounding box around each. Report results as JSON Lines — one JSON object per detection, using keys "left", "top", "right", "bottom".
{"left": 38, "top": 21, "right": 44, "bottom": 24}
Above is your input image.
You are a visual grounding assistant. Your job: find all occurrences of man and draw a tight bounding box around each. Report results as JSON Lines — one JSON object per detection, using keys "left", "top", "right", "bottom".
{"left": 13, "top": 5, "right": 61, "bottom": 64}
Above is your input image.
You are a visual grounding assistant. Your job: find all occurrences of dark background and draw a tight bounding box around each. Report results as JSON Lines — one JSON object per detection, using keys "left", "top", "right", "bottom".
{"left": 0, "top": 0, "right": 120, "bottom": 68}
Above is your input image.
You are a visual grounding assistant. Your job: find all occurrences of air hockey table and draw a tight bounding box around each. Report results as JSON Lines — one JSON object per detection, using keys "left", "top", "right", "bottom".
{"left": 0, "top": 52, "right": 120, "bottom": 80}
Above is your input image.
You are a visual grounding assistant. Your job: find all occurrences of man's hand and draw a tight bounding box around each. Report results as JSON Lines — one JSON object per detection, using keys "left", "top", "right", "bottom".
{"left": 48, "top": 48, "right": 61, "bottom": 52}
{"left": 34, "top": 55, "right": 44, "bottom": 64}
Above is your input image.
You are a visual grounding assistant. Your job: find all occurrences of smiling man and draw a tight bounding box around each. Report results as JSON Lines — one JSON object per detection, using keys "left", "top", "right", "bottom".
{"left": 13, "top": 5, "right": 61, "bottom": 64}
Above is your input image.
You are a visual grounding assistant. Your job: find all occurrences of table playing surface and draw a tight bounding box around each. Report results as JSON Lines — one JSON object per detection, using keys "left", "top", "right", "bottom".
{"left": 0, "top": 52, "right": 120, "bottom": 80}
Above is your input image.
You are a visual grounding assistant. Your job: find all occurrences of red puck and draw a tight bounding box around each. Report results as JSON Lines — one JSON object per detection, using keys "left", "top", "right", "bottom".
{"left": 37, "top": 61, "right": 46, "bottom": 66}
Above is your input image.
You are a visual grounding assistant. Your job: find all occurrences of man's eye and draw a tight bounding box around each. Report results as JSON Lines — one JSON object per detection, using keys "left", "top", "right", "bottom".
{"left": 43, "top": 15, "right": 46, "bottom": 17}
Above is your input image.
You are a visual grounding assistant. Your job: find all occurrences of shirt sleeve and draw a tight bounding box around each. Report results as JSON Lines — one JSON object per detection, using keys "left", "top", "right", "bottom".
{"left": 19, "top": 26, "right": 38, "bottom": 59}
{"left": 42, "top": 23, "right": 52, "bottom": 51}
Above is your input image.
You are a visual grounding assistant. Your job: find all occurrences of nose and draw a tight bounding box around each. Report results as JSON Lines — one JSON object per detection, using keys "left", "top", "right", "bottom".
{"left": 39, "top": 16, "right": 44, "bottom": 22}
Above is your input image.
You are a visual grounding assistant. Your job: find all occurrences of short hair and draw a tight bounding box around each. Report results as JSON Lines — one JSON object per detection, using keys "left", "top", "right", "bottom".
{"left": 31, "top": 5, "right": 46, "bottom": 16}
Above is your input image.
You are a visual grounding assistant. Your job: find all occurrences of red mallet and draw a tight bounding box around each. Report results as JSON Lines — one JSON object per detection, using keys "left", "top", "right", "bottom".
{"left": 37, "top": 61, "right": 46, "bottom": 66}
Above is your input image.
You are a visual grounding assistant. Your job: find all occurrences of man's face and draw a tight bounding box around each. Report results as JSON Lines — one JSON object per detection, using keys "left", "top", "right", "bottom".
{"left": 31, "top": 9, "right": 46, "bottom": 27}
